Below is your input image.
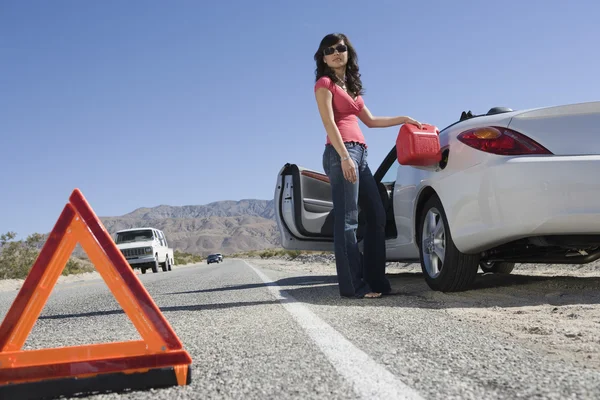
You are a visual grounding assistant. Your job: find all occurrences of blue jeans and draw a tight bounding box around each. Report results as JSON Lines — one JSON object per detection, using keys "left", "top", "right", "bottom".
{"left": 323, "top": 143, "right": 392, "bottom": 298}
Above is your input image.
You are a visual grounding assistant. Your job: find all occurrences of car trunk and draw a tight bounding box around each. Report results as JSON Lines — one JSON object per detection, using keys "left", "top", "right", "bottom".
{"left": 508, "top": 102, "right": 600, "bottom": 156}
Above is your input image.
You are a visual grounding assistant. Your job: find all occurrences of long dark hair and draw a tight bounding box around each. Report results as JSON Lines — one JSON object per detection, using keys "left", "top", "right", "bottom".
{"left": 314, "top": 33, "right": 364, "bottom": 97}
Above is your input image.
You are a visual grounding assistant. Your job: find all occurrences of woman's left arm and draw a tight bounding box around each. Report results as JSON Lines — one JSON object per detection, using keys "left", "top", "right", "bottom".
{"left": 358, "top": 105, "right": 422, "bottom": 129}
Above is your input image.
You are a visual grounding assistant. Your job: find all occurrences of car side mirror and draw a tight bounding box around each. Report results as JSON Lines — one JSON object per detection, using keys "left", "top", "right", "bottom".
{"left": 396, "top": 123, "right": 442, "bottom": 166}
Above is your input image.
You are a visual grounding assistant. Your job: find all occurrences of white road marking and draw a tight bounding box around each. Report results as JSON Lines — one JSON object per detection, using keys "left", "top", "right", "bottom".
{"left": 244, "top": 260, "right": 425, "bottom": 400}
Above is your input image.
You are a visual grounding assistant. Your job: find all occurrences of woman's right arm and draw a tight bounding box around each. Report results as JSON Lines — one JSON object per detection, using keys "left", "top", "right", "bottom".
{"left": 315, "top": 87, "right": 357, "bottom": 183}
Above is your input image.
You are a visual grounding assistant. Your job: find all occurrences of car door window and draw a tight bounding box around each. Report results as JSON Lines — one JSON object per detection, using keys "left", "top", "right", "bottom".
{"left": 153, "top": 230, "right": 161, "bottom": 246}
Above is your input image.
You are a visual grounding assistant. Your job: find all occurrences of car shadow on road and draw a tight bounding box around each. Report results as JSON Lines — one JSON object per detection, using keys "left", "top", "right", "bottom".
{"left": 164, "top": 271, "right": 600, "bottom": 310}
{"left": 275, "top": 271, "right": 600, "bottom": 310}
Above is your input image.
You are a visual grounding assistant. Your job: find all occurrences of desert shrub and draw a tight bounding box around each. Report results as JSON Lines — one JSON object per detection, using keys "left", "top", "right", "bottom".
{"left": 174, "top": 250, "right": 203, "bottom": 265}
{"left": 259, "top": 250, "right": 276, "bottom": 258}
{"left": 229, "top": 249, "right": 326, "bottom": 259}
{"left": 285, "top": 250, "right": 302, "bottom": 259}
{"left": 63, "top": 258, "right": 93, "bottom": 275}
{"left": 0, "top": 231, "right": 94, "bottom": 280}
{"left": 258, "top": 249, "right": 302, "bottom": 259}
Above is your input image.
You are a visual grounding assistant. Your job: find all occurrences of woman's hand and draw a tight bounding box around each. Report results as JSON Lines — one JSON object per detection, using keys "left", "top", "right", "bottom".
{"left": 404, "top": 117, "right": 423, "bottom": 129}
{"left": 342, "top": 157, "right": 357, "bottom": 183}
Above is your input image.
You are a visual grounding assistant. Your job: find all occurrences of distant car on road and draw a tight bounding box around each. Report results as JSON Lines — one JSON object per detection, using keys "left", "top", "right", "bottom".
{"left": 207, "top": 254, "right": 222, "bottom": 264}
{"left": 274, "top": 101, "right": 600, "bottom": 292}
{"left": 115, "top": 227, "right": 174, "bottom": 274}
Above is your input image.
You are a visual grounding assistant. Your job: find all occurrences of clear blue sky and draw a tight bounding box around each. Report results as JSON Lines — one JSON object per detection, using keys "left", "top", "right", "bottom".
{"left": 1, "top": 0, "right": 598, "bottom": 239}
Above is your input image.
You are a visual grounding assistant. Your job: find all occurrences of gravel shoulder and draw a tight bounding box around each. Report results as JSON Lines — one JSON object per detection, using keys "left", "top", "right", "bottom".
{"left": 247, "top": 255, "right": 600, "bottom": 372}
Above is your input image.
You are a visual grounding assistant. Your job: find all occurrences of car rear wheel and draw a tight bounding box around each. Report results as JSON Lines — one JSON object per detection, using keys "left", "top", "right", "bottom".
{"left": 480, "top": 261, "right": 515, "bottom": 274}
{"left": 418, "top": 194, "right": 479, "bottom": 292}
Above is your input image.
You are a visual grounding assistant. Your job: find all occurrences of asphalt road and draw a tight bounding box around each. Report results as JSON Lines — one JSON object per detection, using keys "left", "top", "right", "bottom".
{"left": 0, "top": 259, "right": 599, "bottom": 399}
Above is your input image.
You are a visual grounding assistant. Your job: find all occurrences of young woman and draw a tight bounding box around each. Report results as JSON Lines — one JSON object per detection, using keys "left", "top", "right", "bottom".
{"left": 313, "top": 33, "right": 422, "bottom": 299}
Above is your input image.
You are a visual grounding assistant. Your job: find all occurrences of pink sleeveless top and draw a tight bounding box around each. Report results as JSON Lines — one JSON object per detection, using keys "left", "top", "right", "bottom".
{"left": 314, "top": 76, "right": 366, "bottom": 146}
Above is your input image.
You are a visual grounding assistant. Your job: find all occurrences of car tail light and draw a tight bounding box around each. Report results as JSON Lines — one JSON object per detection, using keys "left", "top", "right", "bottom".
{"left": 457, "top": 127, "right": 553, "bottom": 155}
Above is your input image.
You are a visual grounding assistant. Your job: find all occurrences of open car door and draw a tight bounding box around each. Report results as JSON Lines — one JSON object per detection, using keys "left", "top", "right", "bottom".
{"left": 274, "top": 164, "right": 335, "bottom": 251}
{"left": 273, "top": 159, "right": 400, "bottom": 252}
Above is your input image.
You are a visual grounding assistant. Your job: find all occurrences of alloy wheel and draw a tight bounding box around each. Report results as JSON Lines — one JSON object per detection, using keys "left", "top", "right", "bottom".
{"left": 422, "top": 207, "right": 446, "bottom": 279}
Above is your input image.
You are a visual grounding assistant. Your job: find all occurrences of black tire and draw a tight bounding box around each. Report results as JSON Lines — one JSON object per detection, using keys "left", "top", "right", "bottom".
{"left": 152, "top": 258, "right": 159, "bottom": 273}
{"left": 417, "top": 194, "right": 480, "bottom": 292}
{"left": 141, "top": 268, "right": 147, "bottom": 274}
{"left": 480, "top": 261, "right": 515, "bottom": 274}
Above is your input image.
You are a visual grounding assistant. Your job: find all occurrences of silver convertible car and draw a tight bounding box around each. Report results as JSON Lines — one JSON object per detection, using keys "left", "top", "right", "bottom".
{"left": 273, "top": 101, "right": 600, "bottom": 292}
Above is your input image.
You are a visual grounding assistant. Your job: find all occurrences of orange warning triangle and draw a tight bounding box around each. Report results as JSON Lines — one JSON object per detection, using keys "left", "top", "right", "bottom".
{"left": 0, "top": 189, "right": 192, "bottom": 389}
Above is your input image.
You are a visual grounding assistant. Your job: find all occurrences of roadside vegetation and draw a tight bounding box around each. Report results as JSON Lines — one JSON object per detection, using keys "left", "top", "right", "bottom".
{"left": 230, "top": 249, "right": 328, "bottom": 259}
{"left": 0, "top": 231, "right": 94, "bottom": 280}
{"left": 174, "top": 250, "right": 203, "bottom": 265}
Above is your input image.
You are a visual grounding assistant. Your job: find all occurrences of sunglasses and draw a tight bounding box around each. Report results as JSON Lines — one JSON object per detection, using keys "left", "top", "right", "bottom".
{"left": 323, "top": 44, "right": 348, "bottom": 56}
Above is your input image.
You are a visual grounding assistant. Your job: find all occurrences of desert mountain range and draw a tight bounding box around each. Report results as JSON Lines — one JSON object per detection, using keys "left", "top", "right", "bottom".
{"left": 97, "top": 199, "right": 279, "bottom": 256}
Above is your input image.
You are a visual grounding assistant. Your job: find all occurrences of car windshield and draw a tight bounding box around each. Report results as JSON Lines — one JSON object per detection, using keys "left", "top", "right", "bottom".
{"left": 115, "top": 230, "right": 153, "bottom": 244}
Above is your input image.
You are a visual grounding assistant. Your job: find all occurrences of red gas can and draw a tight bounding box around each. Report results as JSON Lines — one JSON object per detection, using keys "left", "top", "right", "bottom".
{"left": 396, "top": 123, "right": 441, "bottom": 166}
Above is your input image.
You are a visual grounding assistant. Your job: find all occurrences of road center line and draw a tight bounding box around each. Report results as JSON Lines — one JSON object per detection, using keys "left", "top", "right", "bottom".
{"left": 243, "top": 260, "right": 425, "bottom": 400}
